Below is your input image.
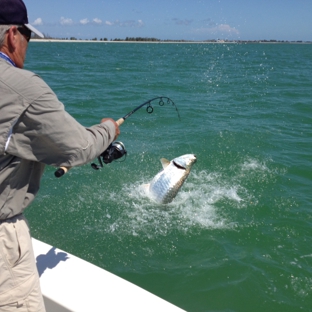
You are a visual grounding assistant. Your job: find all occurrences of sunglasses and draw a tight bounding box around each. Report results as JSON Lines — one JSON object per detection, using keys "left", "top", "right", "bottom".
{"left": 17, "top": 26, "right": 31, "bottom": 42}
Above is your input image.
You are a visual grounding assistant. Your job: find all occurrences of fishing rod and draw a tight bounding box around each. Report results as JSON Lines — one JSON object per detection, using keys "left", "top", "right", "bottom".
{"left": 54, "top": 96, "right": 179, "bottom": 178}
{"left": 117, "top": 96, "right": 180, "bottom": 123}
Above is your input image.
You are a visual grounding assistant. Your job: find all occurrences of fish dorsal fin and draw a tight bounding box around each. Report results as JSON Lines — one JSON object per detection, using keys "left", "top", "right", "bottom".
{"left": 160, "top": 158, "right": 170, "bottom": 169}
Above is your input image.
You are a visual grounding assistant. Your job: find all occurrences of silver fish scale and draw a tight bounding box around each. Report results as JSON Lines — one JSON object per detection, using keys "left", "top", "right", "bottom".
{"left": 148, "top": 154, "right": 196, "bottom": 204}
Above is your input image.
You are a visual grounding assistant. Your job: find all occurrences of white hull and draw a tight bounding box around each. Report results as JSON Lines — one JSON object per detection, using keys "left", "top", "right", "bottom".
{"left": 32, "top": 238, "right": 184, "bottom": 312}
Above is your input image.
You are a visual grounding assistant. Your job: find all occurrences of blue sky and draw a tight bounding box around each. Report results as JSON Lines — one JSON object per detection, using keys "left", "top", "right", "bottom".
{"left": 24, "top": 0, "right": 312, "bottom": 41}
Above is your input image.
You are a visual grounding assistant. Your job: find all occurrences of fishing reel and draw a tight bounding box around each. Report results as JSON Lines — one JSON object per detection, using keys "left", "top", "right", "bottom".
{"left": 91, "top": 141, "right": 127, "bottom": 170}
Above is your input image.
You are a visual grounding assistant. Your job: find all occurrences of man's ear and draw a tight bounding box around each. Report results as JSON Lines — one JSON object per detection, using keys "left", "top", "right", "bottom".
{"left": 6, "top": 26, "right": 19, "bottom": 52}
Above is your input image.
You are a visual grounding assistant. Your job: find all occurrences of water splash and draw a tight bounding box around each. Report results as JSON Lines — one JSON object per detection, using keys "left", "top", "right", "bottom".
{"left": 100, "top": 157, "right": 274, "bottom": 238}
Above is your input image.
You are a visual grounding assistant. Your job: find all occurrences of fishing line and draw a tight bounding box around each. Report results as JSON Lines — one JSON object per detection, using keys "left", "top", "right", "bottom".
{"left": 184, "top": 132, "right": 194, "bottom": 155}
{"left": 55, "top": 96, "right": 180, "bottom": 177}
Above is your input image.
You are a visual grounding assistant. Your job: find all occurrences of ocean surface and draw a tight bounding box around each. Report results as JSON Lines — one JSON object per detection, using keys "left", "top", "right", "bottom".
{"left": 24, "top": 42, "right": 312, "bottom": 311}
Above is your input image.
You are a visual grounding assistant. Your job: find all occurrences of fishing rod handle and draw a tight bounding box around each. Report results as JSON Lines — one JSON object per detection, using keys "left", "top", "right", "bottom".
{"left": 116, "top": 118, "right": 125, "bottom": 126}
{"left": 54, "top": 118, "right": 124, "bottom": 178}
{"left": 54, "top": 166, "right": 69, "bottom": 178}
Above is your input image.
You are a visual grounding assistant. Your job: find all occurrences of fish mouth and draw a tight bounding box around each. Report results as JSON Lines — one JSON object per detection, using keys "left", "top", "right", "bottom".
{"left": 173, "top": 161, "right": 186, "bottom": 170}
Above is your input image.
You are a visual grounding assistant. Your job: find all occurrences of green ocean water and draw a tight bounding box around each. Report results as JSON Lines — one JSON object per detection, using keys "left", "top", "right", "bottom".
{"left": 24, "top": 42, "right": 312, "bottom": 311}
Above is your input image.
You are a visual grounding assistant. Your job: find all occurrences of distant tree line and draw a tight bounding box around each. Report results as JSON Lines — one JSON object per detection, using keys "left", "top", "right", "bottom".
{"left": 124, "top": 37, "right": 160, "bottom": 42}
{"left": 30, "top": 33, "right": 312, "bottom": 44}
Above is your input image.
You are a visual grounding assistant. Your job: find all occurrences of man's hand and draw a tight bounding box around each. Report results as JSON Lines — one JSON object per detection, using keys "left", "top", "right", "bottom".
{"left": 101, "top": 118, "right": 120, "bottom": 140}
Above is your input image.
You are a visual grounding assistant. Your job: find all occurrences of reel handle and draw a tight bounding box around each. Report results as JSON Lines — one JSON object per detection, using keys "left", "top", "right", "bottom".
{"left": 54, "top": 118, "right": 124, "bottom": 178}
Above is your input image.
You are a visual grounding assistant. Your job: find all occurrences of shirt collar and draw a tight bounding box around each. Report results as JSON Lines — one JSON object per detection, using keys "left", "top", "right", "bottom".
{"left": 0, "top": 52, "right": 16, "bottom": 67}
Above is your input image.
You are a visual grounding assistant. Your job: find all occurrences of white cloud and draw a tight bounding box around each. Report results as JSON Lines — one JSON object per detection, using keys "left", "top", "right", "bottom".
{"left": 79, "top": 18, "right": 103, "bottom": 26}
{"left": 33, "top": 18, "right": 43, "bottom": 26}
{"left": 194, "top": 24, "right": 239, "bottom": 36}
{"left": 104, "top": 19, "right": 144, "bottom": 28}
{"left": 93, "top": 18, "right": 102, "bottom": 25}
{"left": 60, "top": 17, "right": 74, "bottom": 26}
{"left": 215, "top": 24, "right": 239, "bottom": 34}
{"left": 80, "top": 18, "right": 89, "bottom": 25}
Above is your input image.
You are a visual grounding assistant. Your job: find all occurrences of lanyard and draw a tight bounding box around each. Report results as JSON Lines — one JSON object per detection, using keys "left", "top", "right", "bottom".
{"left": 0, "top": 52, "right": 16, "bottom": 67}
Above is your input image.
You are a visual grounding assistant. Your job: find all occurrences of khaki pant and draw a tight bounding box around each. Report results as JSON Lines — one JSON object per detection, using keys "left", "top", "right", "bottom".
{"left": 0, "top": 215, "right": 45, "bottom": 312}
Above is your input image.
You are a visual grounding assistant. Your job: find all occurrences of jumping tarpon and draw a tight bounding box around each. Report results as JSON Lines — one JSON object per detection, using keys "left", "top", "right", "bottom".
{"left": 145, "top": 154, "right": 197, "bottom": 204}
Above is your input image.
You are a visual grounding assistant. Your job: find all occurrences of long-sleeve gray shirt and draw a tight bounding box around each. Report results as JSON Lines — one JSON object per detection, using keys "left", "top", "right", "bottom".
{"left": 0, "top": 58, "right": 116, "bottom": 220}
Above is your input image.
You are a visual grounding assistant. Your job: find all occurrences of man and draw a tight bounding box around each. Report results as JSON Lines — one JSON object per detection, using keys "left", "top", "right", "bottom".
{"left": 0, "top": 0, "right": 120, "bottom": 311}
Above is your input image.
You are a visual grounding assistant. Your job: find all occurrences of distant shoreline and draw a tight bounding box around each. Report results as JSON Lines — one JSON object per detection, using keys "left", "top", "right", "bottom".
{"left": 31, "top": 39, "right": 312, "bottom": 44}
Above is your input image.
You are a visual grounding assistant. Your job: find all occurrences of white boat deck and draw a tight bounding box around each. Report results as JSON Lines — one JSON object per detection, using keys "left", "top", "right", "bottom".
{"left": 32, "top": 238, "right": 185, "bottom": 312}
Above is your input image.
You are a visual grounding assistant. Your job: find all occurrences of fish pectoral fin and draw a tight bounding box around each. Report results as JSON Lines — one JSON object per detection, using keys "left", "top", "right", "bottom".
{"left": 160, "top": 158, "right": 170, "bottom": 169}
